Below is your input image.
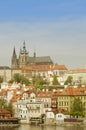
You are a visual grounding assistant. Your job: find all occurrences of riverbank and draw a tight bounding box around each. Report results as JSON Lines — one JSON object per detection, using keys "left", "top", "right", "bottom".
{"left": 38, "top": 122, "right": 86, "bottom": 127}
{"left": 0, "top": 122, "right": 85, "bottom": 128}
{"left": 0, "top": 124, "right": 20, "bottom": 127}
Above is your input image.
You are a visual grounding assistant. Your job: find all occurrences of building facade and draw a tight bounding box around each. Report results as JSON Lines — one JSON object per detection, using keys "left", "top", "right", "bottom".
{"left": 11, "top": 41, "right": 53, "bottom": 69}
{"left": 64, "top": 68, "right": 86, "bottom": 85}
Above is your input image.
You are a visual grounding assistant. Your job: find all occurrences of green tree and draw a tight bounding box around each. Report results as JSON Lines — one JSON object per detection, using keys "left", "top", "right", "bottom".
{"left": 8, "top": 79, "right": 14, "bottom": 83}
{"left": 13, "top": 73, "right": 22, "bottom": 83}
{"left": 10, "top": 73, "right": 30, "bottom": 85}
{"left": 70, "top": 97, "right": 84, "bottom": 118}
{"left": 32, "top": 75, "right": 49, "bottom": 89}
{"left": 78, "top": 76, "right": 82, "bottom": 86}
{"left": 64, "top": 76, "right": 73, "bottom": 85}
{"left": 0, "top": 98, "right": 7, "bottom": 108}
{"left": 32, "top": 75, "right": 48, "bottom": 86}
{"left": 0, "top": 76, "right": 3, "bottom": 83}
{"left": 52, "top": 74, "right": 60, "bottom": 85}
{"left": 7, "top": 101, "right": 15, "bottom": 116}
{"left": 0, "top": 98, "right": 14, "bottom": 116}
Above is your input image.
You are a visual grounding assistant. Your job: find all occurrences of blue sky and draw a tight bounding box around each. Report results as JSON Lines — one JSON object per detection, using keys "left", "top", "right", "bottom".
{"left": 0, "top": 0, "right": 86, "bottom": 69}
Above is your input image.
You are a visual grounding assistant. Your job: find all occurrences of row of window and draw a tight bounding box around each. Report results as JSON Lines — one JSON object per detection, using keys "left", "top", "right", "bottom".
{"left": 19, "top": 110, "right": 27, "bottom": 113}
{"left": 58, "top": 96, "right": 86, "bottom": 100}
{"left": 58, "top": 101, "right": 69, "bottom": 106}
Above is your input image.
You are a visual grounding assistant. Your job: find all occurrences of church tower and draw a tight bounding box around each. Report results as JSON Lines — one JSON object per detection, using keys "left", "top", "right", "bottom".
{"left": 18, "top": 41, "right": 29, "bottom": 68}
{"left": 11, "top": 47, "right": 18, "bottom": 68}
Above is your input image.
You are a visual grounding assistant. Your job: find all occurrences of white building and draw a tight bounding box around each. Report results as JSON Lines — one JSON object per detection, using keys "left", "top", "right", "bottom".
{"left": 46, "top": 111, "right": 55, "bottom": 118}
{"left": 16, "top": 92, "right": 45, "bottom": 123}
{"left": 0, "top": 67, "right": 11, "bottom": 82}
{"left": 56, "top": 113, "right": 66, "bottom": 124}
{"left": 27, "top": 93, "right": 44, "bottom": 118}
{"left": 64, "top": 68, "right": 86, "bottom": 85}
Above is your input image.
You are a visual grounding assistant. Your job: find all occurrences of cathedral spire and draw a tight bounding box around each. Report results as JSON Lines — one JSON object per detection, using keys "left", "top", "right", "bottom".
{"left": 11, "top": 47, "right": 18, "bottom": 68}
{"left": 23, "top": 41, "right": 25, "bottom": 49}
{"left": 33, "top": 48, "right": 36, "bottom": 58}
{"left": 12, "top": 47, "right": 17, "bottom": 58}
{"left": 22, "top": 41, "right": 27, "bottom": 53}
{"left": 33, "top": 52, "right": 36, "bottom": 58}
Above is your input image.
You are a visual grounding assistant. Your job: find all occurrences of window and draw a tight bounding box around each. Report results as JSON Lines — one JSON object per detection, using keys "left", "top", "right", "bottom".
{"left": 58, "top": 114, "right": 62, "bottom": 118}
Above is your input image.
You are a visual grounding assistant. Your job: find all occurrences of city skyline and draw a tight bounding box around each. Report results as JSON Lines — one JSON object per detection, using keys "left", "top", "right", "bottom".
{"left": 0, "top": 0, "right": 86, "bottom": 69}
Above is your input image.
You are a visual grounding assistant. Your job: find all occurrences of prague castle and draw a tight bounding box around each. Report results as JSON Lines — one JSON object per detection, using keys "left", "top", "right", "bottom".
{"left": 11, "top": 41, "right": 53, "bottom": 68}
{"left": 0, "top": 41, "right": 68, "bottom": 82}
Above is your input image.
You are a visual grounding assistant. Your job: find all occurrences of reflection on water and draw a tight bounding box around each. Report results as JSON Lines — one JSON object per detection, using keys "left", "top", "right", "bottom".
{"left": 0, "top": 125, "right": 85, "bottom": 130}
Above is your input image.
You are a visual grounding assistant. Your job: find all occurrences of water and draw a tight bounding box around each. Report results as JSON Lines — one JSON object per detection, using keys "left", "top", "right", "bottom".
{"left": 0, "top": 125, "right": 86, "bottom": 130}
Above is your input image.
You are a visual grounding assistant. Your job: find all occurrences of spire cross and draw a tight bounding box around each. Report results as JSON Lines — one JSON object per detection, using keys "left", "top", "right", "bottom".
{"left": 23, "top": 41, "right": 25, "bottom": 47}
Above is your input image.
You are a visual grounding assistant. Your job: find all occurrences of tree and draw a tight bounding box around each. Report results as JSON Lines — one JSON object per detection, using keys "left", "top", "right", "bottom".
{"left": 70, "top": 97, "right": 84, "bottom": 118}
{"left": 78, "top": 76, "right": 82, "bottom": 86}
{"left": 0, "top": 76, "right": 3, "bottom": 83}
{"left": 7, "top": 101, "right": 15, "bottom": 116}
{"left": 9, "top": 73, "right": 30, "bottom": 85}
{"left": 64, "top": 76, "right": 73, "bottom": 85}
{"left": 0, "top": 98, "right": 7, "bottom": 109}
{"left": 13, "top": 73, "right": 21, "bottom": 83}
{"left": 52, "top": 74, "right": 60, "bottom": 85}
{"left": 32, "top": 75, "right": 48, "bottom": 86}
{"left": 32, "top": 75, "right": 49, "bottom": 89}
{"left": 0, "top": 98, "right": 14, "bottom": 116}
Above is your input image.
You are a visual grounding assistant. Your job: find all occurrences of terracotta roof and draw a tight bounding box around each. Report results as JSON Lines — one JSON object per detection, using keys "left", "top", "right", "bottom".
{"left": 11, "top": 90, "right": 22, "bottom": 101}
{"left": 51, "top": 65, "right": 67, "bottom": 70}
{"left": 22, "top": 64, "right": 67, "bottom": 71}
{"left": 65, "top": 86, "right": 86, "bottom": 95}
{"left": 69, "top": 68, "right": 86, "bottom": 73}
{"left": 37, "top": 91, "right": 52, "bottom": 98}
{"left": 0, "top": 109, "right": 11, "bottom": 114}
{"left": 25, "top": 86, "right": 34, "bottom": 89}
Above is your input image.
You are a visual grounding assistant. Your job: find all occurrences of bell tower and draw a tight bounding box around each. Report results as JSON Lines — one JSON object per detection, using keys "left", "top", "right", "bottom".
{"left": 18, "top": 41, "right": 29, "bottom": 68}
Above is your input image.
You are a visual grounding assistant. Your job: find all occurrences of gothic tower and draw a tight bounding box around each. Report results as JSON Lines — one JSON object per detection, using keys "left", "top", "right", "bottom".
{"left": 11, "top": 47, "right": 18, "bottom": 68}
{"left": 18, "top": 41, "right": 29, "bottom": 68}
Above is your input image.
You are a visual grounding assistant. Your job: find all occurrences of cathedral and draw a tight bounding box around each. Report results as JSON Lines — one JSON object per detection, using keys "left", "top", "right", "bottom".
{"left": 11, "top": 41, "right": 53, "bottom": 68}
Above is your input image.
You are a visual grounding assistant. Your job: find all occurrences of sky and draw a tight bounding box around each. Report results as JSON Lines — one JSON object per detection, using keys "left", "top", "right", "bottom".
{"left": 0, "top": 0, "right": 86, "bottom": 69}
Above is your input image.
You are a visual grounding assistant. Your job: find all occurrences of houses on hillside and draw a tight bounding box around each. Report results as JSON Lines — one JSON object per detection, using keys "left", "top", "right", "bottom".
{"left": 0, "top": 42, "right": 86, "bottom": 124}
{"left": 15, "top": 86, "right": 86, "bottom": 123}
{"left": 0, "top": 82, "right": 86, "bottom": 124}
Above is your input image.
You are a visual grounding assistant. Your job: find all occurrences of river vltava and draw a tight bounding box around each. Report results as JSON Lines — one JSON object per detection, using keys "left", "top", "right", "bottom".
{"left": 0, "top": 124, "right": 86, "bottom": 130}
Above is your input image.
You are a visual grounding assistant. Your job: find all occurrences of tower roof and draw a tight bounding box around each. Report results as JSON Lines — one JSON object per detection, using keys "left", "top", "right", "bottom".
{"left": 12, "top": 47, "right": 17, "bottom": 58}
{"left": 20, "top": 41, "right": 28, "bottom": 54}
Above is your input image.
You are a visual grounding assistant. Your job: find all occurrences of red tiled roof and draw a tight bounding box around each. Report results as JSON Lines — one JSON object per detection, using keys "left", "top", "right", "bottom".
{"left": 65, "top": 86, "right": 86, "bottom": 95}
{"left": 37, "top": 91, "right": 52, "bottom": 98}
{"left": 22, "top": 64, "right": 67, "bottom": 71}
{"left": 0, "top": 108, "right": 11, "bottom": 114}
{"left": 69, "top": 68, "right": 86, "bottom": 73}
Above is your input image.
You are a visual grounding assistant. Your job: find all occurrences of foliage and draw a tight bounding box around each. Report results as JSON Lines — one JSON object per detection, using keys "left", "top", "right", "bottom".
{"left": 64, "top": 76, "right": 73, "bottom": 85}
{"left": 9, "top": 73, "right": 30, "bottom": 85}
{"left": 0, "top": 98, "right": 14, "bottom": 116}
{"left": 35, "top": 85, "right": 51, "bottom": 90}
{"left": 52, "top": 74, "right": 60, "bottom": 85}
{"left": 8, "top": 79, "right": 14, "bottom": 83}
{"left": 32, "top": 76, "right": 48, "bottom": 87}
{"left": 0, "top": 98, "right": 7, "bottom": 109}
{"left": 78, "top": 76, "right": 82, "bottom": 86}
{"left": 70, "top": 97, "right": 84, "bottom": 118}
{"left": 7, "top": 101, "right": 15, "bottom": 116}
{"left": 0, "top": 76, "right": 3, "bottom": 83}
